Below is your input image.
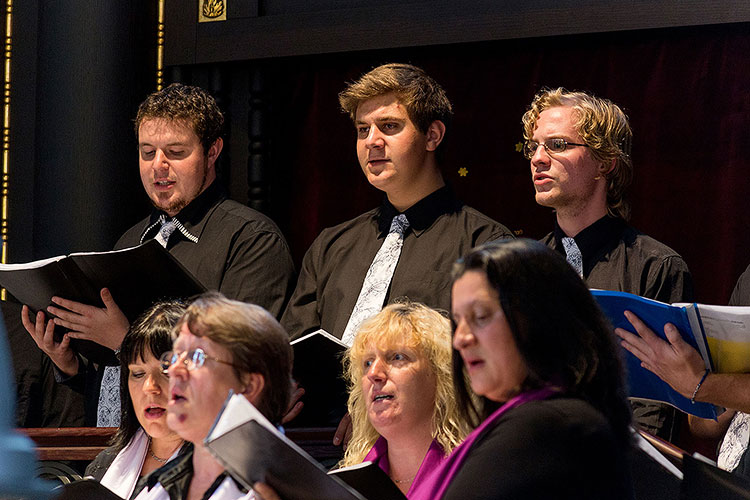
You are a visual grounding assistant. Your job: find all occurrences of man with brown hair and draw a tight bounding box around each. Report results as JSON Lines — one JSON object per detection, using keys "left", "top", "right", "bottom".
{"left": 282, "top": 63, "right": 512, "bottom": 343}
{"left": 23, "top": 83, "right": 295, "bottom": 426}
{"left": 522, "top": 87, "right": 694, "bottom": 440}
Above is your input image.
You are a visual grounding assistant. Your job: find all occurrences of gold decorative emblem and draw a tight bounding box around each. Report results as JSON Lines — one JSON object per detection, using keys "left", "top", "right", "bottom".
{"left": 199, "top": 0, "right": 227, "bottom": 22}
{"left": 458, "top": 167, "right": 468, "bottom": 177}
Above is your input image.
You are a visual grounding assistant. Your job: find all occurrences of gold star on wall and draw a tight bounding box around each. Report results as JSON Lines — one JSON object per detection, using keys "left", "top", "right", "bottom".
{"left": 458, "top": 167, "right": 468, "bottom": 177}
{"left": 514, "top": 142, "right": 524, "bottom": 152}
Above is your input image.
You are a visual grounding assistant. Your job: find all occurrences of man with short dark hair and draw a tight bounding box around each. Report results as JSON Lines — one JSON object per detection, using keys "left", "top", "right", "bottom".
{"left": 522, "top": 87, "right": 694, "bottom": 440}
{"left": 23, "top": 83, "right": 295, "bottom": 425}
{"left": 282, "top": 63, "right": 513, "bottom": 343}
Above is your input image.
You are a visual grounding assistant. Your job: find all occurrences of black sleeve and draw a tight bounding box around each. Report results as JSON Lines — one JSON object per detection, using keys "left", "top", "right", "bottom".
{"left": 281, "top": 238, "right": 322, "bottom": 340}
{"left": 647, "top": 255, "right": 695, "bottom": 304}
{"left": 217, "top": 227, "right": 296, "bottom": 320}
{"left": 84, "top": 446, "right": 118, "bottom": 481}
{"left": 442, "top": 400, "right": 631, "bottom": 500}
{"left": 729, "top": 265, "right": 750, "bottom": 306}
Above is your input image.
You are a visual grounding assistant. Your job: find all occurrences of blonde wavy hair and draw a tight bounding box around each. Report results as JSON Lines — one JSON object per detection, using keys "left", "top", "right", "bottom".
{"left": 522, "top": 87, "right": 633, "bottom": 220}
{"left": 340, "top": 300, "right": 468, "bottom": 467}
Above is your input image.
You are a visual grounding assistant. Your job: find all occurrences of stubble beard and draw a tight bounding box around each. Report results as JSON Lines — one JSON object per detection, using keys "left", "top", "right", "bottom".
{"left": 151, "top": 158, "right": 209, "bottom": 216}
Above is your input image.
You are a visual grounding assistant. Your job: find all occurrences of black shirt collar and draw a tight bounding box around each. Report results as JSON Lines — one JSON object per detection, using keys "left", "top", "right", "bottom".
{"left": 377, "top": 185, "right": 463, "bottom": 236}
{"left": 553, "top": 215, "right": 627, "bottom": 274}
{"left": 141, "top": 180, "right": 227, "bottom": 244}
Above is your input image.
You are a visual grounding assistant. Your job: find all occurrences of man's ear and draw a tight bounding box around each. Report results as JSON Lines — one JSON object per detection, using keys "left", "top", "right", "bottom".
{"left": 240, "top": 372, "right": 265, "bottom": 406}
{"left": 207, "top": 137, "right": 224, "bottom": 166}
{"left": 425, "top": 120, "right": 446, "bottom": 152}
{"left": 601, "top": 158, "right": 616, "bottom": 175}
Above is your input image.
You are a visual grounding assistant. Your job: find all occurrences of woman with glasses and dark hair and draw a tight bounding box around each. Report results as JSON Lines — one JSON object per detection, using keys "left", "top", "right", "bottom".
{"left": 84, "top": 300, "right": 186, "bottom": 499}
{"left": 134, "top": 292, "right": 292, "bottom": 500}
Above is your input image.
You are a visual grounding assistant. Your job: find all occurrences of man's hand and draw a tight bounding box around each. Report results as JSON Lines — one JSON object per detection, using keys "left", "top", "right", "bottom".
{"left": 46, "top": 288, "right": 130, "bottom": 351}
{"left": 333, "top": 412, "right": 352, "bottom": 448}
{"left": 615, "top": 310, "right": 706, "bottom": 398}
{"left": 281, "top": 382, "right": 305, "bottom": 425}
{"left": 21, "top": 306, "right": 79, "bottom": 376}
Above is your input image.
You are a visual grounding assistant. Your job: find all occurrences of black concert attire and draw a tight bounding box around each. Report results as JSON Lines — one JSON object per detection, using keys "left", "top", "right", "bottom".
{"left": 717, "top": 265, "right": 750, "bottom": 478}
{"left": 543, "top": 215, "right": 695, "bottom": 441}
{"left": 69, "top": 181, "right": 295, "bottom": 426}
{"left": 440, "top": 398, "right": 632, "bottom": 500}
{"left": 115, "top": 181, "right": 296, "bottom": 318}
{"left": 281, "top": 186, "right": 513, "bottom": 340}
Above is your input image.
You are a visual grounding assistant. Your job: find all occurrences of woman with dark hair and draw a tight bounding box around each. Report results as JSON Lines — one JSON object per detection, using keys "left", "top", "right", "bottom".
{"left": 85, "top": 300, "right": 186, "bottom": 498}
{"left": 135, "top": 292, "right": 292, "bottom": 500}
{"left": 410, "top": 238, "right": 633, "bottom": 499}
{"left": 253, "top": 239, "right": 633, "bottom": 500}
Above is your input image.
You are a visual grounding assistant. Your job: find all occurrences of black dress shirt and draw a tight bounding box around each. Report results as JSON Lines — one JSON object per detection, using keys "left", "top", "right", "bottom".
{"left": 721, "top": 266, "right": 750, "bottom": 480}
{"left": 116, "top": 181, "right": 296, "bottom": 319}
{"left": 730, "top": 265, "right": 750, "bottom": 307}
{"left": 281, "top": 186, "right": 513, "bottom": 340}
{"left": 544, "top": 215, "right": 694, "bottom": 303}
{"left": 543, "top": 215, "right": 695, "bottom": 441}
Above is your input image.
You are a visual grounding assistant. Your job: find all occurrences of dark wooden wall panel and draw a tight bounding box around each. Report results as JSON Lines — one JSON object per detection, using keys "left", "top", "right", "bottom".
{"left": 166, "top": 0, "right": 750, "bottom": 64}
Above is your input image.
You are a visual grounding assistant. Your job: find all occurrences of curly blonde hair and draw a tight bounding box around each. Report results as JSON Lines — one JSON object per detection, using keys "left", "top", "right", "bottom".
{"left": 340, "top": 300, "right": 468, "bottom": 467}
{"left": 522, "top": 87, "right": 633, "bottom": 220}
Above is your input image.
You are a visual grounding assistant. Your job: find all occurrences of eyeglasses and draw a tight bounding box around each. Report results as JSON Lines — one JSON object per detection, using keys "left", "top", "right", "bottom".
{"left": 159, "top": 348, "right": 237, "bottom": 374}
{"left": 522, "top": 138, "right": 589, "bottom": 159}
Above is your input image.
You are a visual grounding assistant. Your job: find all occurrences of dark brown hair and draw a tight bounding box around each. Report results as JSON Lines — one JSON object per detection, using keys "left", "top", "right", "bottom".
{"left": 451, "top": 239, "right": 631, "bottom": 445}
{"left": 135, "top": 83, "right": 224, "bottom": 153}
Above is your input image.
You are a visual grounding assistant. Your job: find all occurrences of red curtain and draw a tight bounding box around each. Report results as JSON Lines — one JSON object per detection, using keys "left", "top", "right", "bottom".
{"left": 267, "top": 22, "right": 750, "bottom": 305}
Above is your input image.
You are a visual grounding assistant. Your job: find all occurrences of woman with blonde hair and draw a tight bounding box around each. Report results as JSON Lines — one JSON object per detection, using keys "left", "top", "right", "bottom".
{"left": 340, "top": 300, "right": 468, "bottom": 496}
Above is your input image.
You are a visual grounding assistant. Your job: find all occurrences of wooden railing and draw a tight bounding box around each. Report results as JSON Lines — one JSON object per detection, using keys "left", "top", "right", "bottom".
{"left": 638, "top": 428, "right": 685, "bottom": 467}
{"left": 20, "top": 427, "right": 116, "bottom": 461}
{"left": 19, "top": 427, "right": 342, "bottom": 463}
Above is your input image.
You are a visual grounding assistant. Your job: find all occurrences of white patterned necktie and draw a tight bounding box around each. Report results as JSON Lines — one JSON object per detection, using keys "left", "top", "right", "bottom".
{"left": 341, "top": 214, "right": 410, "bottom": 346}
{"left": 718, "top": 411, "right": 750, "bottom": 472}
{"left": 562, "top": 236, "right": 583, "bottom": 277}
{"left": 97, "top": 365, "right": 121, "bottom": 427}
{"left": 155, "top": 217, "right": 177, "bottom": 248}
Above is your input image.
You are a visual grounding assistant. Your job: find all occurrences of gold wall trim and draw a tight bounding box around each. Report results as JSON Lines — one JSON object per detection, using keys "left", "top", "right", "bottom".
{"left": 2, "top": 0, "right": 10, "bottom": 265}
{"left": 1, "top": 0, "right": 11, "bottom": 298}
{"left": 199, "top": 0, "right": 226, "bottom": 23}
{"left": 157, "top": 0, "right": 165, "bottom": 90}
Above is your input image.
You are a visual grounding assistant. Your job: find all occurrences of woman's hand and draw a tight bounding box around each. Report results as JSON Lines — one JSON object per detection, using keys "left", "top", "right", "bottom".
{"left": 253, "top": 482, "right": 282, "bottom": 500}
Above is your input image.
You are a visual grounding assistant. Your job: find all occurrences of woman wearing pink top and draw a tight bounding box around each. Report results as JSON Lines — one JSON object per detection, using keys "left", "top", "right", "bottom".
{"left": 339, "top": 300, "right": 468, "bottom": 496}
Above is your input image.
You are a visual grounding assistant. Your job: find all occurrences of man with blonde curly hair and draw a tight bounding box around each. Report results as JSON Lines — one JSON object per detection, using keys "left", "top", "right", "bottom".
{"left": 522, "top": 87, "right": 694, "bottom": 441}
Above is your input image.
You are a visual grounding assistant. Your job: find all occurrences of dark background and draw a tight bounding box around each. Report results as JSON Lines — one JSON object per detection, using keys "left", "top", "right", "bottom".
{"left": 5, "top": 1, "right": 750, "bottom": 305}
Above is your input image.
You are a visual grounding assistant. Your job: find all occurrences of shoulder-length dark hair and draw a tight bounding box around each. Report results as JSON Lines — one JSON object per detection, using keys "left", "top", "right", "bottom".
{"left": 451, "top": 239, "right": 631, "bottom": 445}
{"left": 109, "top": 300, "right": 186, "bottom": 453}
